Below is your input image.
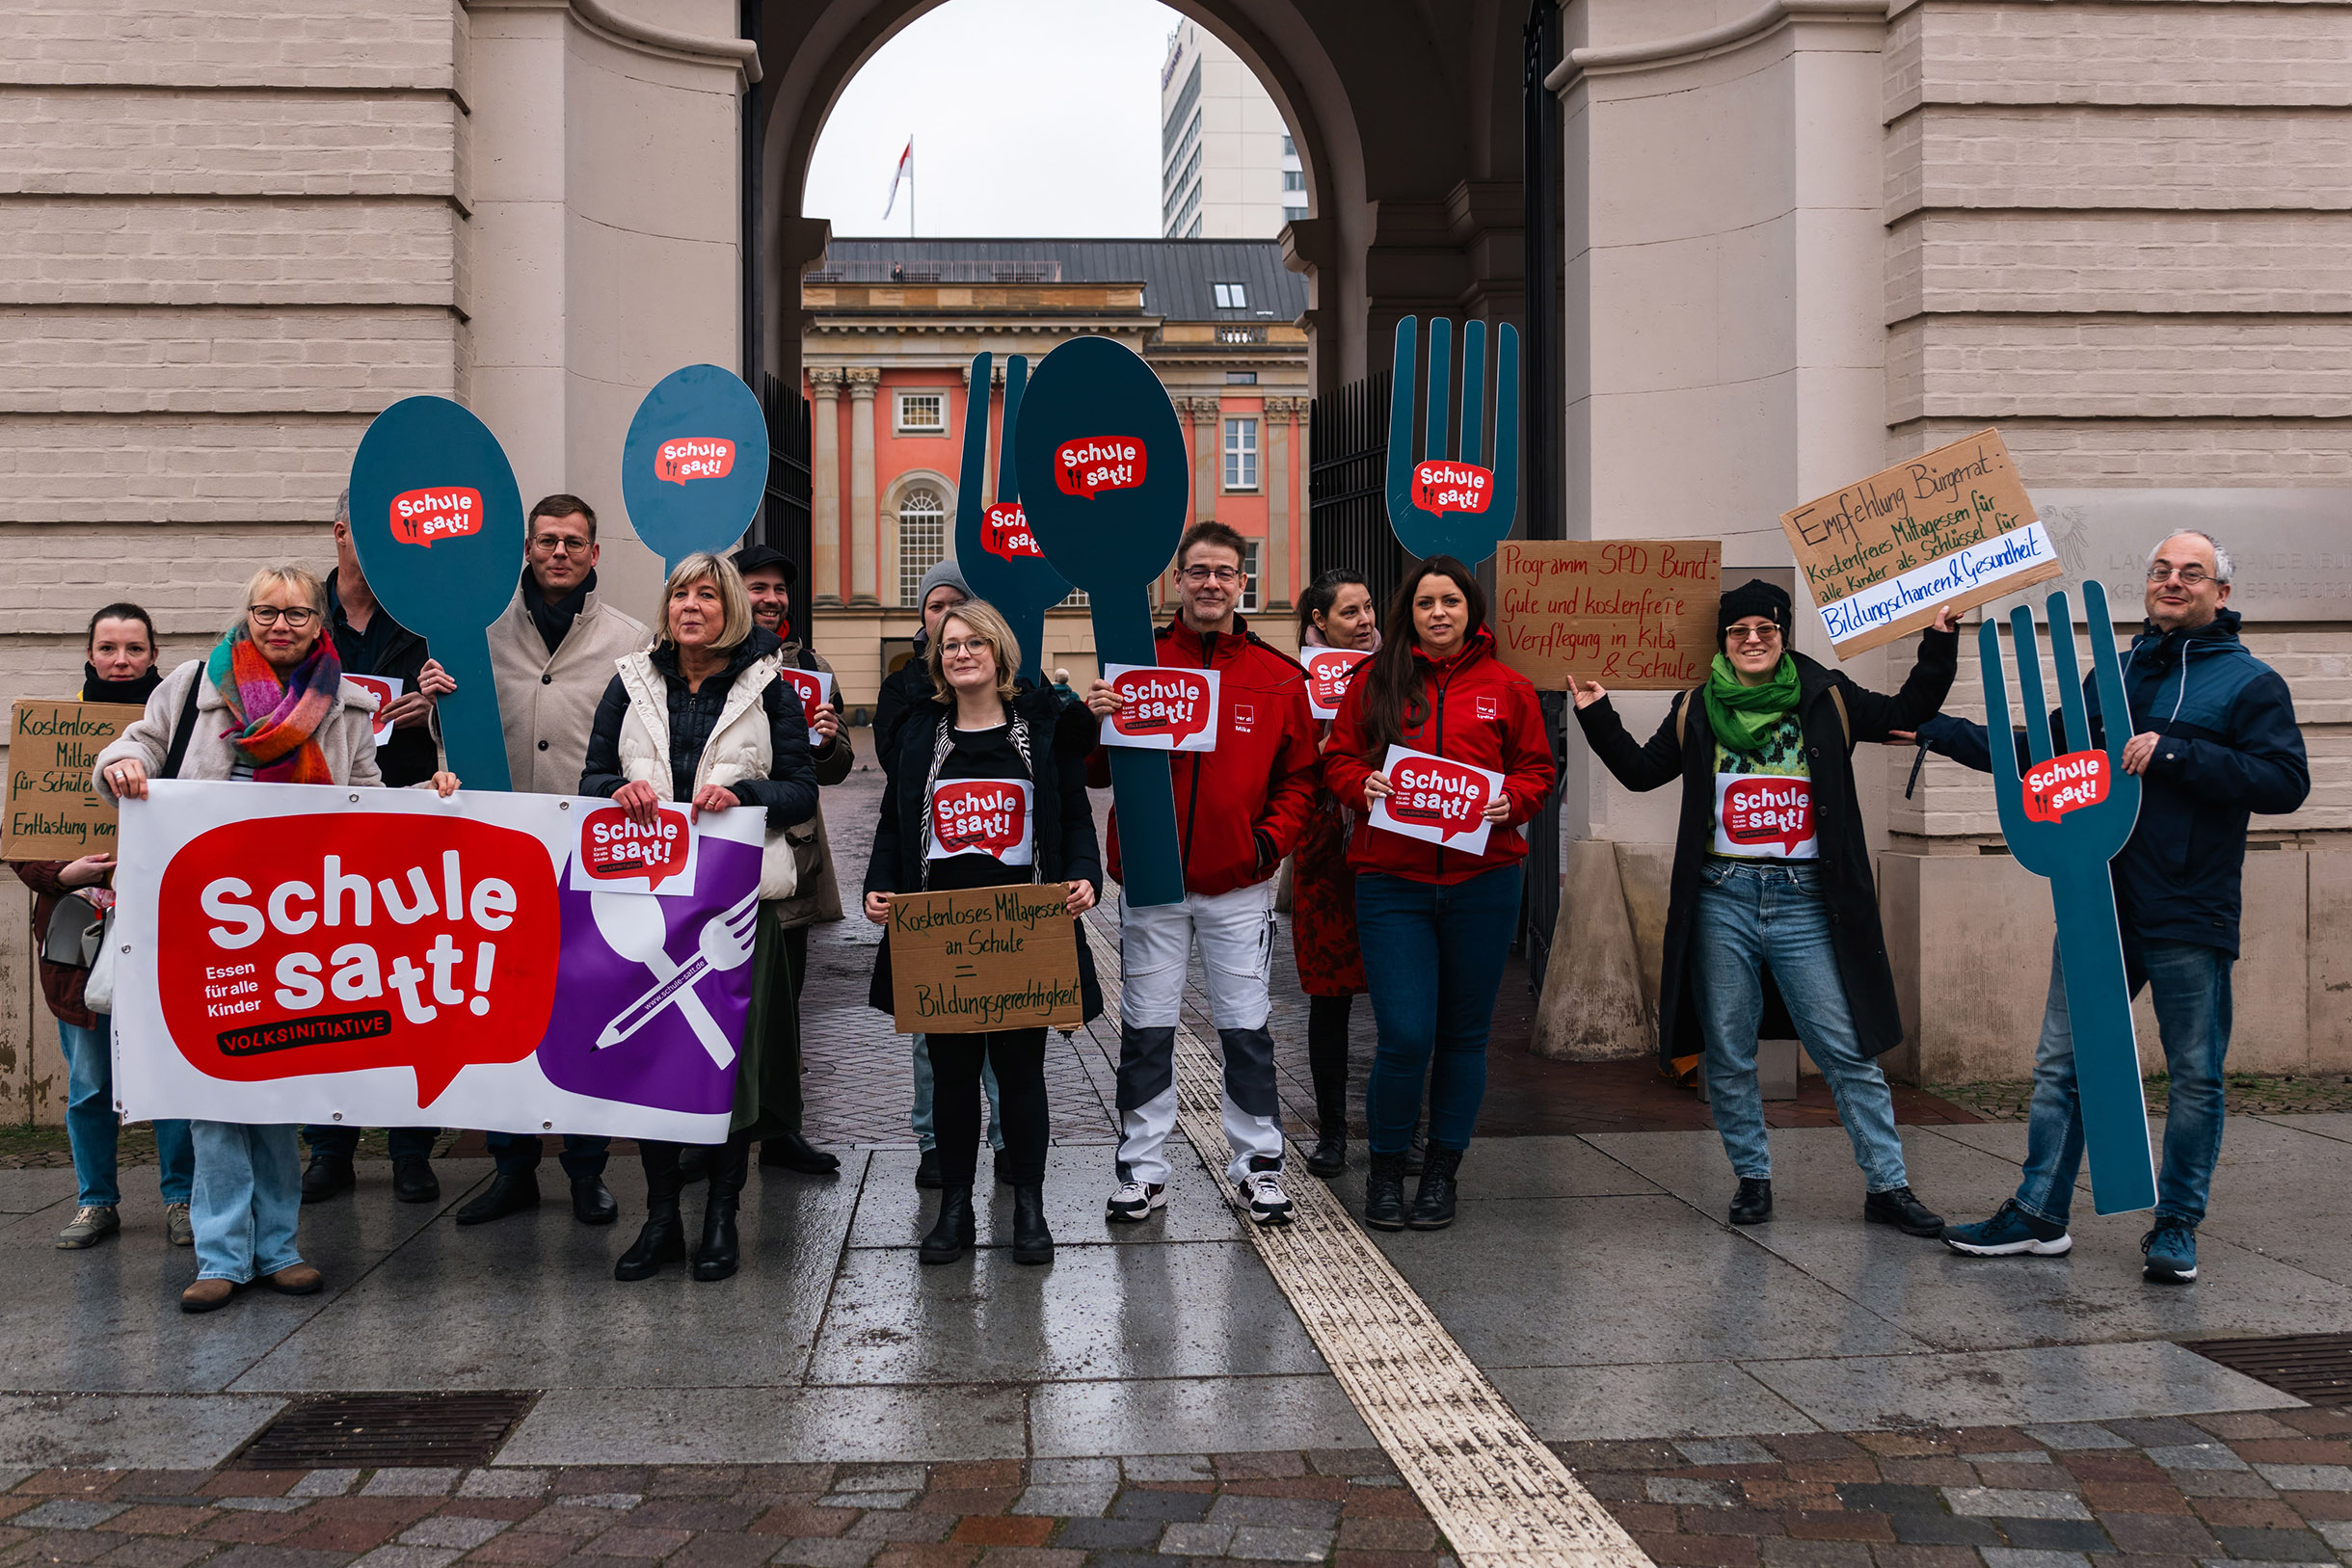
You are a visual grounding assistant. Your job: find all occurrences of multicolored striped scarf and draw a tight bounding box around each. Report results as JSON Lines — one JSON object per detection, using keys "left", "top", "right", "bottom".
{"left": 204, "top": 633, "right": 343, "bottom": 784}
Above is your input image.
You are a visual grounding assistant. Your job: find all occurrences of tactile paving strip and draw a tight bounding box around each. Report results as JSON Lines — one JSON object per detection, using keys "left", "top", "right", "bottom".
{"left": 1081, "top": 918, "right": 1650, "bottom": 1568}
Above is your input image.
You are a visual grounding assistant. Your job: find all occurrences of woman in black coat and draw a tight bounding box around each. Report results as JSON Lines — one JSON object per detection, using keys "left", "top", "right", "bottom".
{"left": 864, "top": 599, "right": 1103, "bottom": 1268}
{"left": 1572, "top": 580, "right": 1956, "bottom": 1235}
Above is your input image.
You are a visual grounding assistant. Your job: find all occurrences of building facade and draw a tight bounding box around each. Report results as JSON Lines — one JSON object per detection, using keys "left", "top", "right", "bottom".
{"left": 1159, "top": 21, "right": 1306, "bottom": 240}
{"left": 797, "top": 240, "right": 1310, "bottom": 710}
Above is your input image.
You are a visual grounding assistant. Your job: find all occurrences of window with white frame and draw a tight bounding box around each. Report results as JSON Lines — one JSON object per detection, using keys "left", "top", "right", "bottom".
{"left": 896, "top": 486, "right": 947, "bottom": 605}
{"left": 1282, "top": 171, "right": 1305, "bottom": 192}
{"left": 1241, "top": 541, "right": 1261, "bottom": 613}
{"left": 1212, "top": 282, "right": 1248, "bottom": 309}
{"left": 1223, "top": 417, "right": 1259, "bottom": 492}
{"left": 896, "top": 391, "right": 946, "bottom": 434}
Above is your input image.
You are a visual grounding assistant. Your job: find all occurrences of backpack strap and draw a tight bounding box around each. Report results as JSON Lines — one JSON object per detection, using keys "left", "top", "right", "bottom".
{"left": 1672, "top": 683, "right": 1703, "bottom": 751}
{"left": 1829, "top": 685, "right": 1852, "bottom": 751}
{"left": 161, "top": 677, "right": 201, "bottom": 781}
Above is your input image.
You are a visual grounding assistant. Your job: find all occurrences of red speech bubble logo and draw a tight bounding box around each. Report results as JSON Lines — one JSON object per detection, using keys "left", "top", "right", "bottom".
{"left": 388, "top": 487, "right": 483, "bottom": 547}
{"left": 1387, "top": 757, "right": 1494, "bottom": 842}
{"left": 1411, "top": 460, "right": 1493, "bottom": 516}
{"left": 983, "top": 502, "right": 1046, "bottom": 560}
{"left": 1722, "top": 777, "right": 1815, "bottom": 855}
{"left": 1302, "top": 648, "right": 1370, "bottom": 717}
{"left": 579, "top": 805, "right": 692, "bottom": 891}
{"left": 156, "top": 812, "right": 560, "bottom": 1106}
{"left": 932, "top": 780, "right": 1029, "bottom": 859}
{"left": 778, "top": 668, "right": 830, "bottom": 728}
{"left": 1110, "top": 668, "right": 1215, "bottom": 747}
{"left": 655, "top": 437, "right": 735, "bottom": 485}
{"left": 1055, "top": 437, "right": 1147, "bottom": 499}
{"left": 2023, "top": 749, "right": 2109, "bottom": 824}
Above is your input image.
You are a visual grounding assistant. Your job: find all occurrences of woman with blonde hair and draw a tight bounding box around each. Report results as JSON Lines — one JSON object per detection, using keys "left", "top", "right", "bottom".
{"left": 863, "top": 598, "right": 1102, "bottom": 1265}
{"left": 95, "top": 565, "right": 460, "bottom": 1312}
{"left": 579, "top": 551, "right": 819, "bottom": 1282}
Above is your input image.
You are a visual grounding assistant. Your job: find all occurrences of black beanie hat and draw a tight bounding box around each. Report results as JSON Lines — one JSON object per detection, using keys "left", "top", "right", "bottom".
{"left": 1717, "top": 578, "right": 1794, "bottom": 640}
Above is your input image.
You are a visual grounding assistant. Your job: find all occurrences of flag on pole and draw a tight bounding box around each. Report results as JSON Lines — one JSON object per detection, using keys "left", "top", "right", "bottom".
{"left": 882, "top": 138, "right": 914, "bottom": 221}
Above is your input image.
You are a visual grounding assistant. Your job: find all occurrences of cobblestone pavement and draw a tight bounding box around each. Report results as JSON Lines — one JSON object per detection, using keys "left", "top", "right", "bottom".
{"left": 4, "top": 1408, "right": 2348, "bottom": 1568}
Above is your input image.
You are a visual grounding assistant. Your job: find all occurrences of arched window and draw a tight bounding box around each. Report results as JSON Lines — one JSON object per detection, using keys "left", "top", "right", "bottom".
{"left": 896, "top": 485, "right": 947, "bottom": 606}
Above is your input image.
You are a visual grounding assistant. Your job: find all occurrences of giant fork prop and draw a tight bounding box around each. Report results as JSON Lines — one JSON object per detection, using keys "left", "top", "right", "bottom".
{"left": 954, "top": 352, "right": 1069, "bottom": 685}
{"left": 1982, "top": 577, "right": 2156, "bottom": 1215}
{"left": 1384, "top": 316, "right": 1520, "bottom": 566}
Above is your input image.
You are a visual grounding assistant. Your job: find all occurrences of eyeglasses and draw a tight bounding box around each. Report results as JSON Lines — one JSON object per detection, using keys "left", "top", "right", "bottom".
{"left": 2147, "top": 565, "right": 2214, "bottom": 586}
{"left": 1179, "top": 567, "right": 1243, "bottom": 585}
{"left": 1724, "top": 624, "right": 1780, "bottom": 645}
{"left": 938, "top": 638, "right": 993, "bottom": 658}
{"left": 531, "top": 534, "right": 590, "bottom": 554}
{"left": 248, "top": 605, "right": 319, "bottom": 627}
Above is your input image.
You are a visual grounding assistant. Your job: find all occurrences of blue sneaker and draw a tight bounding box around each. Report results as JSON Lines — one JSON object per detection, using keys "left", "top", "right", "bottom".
{"left": 1943, "top": 1199, "right": 2072, "bottom": 1257}
{"left": 2142, "top": 1222, "right": 2198, "bottom": 1283}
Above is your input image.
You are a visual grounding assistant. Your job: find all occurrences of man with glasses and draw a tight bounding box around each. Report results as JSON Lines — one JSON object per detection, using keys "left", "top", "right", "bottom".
{"left": 299, "top": 491, "right": 457, "bottom": 1207}
{"left": 434, "top": 493, "right": 648, "bottom": 1229}
{"left": 1084, "top": 521, "right": 1320, "bottom": 1228}
{"left": 1920, "top": 531, "right": 2308, "bottom": 1283}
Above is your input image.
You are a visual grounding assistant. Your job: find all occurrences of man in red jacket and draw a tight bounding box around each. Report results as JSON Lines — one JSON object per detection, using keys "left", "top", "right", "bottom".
{"left": 1085, "top": 522, "right": 1322, "bottom": 1226}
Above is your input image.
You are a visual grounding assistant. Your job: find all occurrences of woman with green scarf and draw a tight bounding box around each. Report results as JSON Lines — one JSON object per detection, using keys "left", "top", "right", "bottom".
{"left": 1571, "top": 581, "right": 1957, "bottom": 1235}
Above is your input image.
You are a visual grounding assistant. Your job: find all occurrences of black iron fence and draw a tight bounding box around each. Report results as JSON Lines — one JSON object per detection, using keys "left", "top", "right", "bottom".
{"left": 1307, "top": 369, "right": 1407, "bottom": 616}
{"left": 759, "top": 373, "right": 814, "bottom": 628}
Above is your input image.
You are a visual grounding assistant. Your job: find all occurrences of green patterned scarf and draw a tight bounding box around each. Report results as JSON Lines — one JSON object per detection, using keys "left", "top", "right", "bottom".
{"left": 1703, "top": 652, "right": 1800, "bottom": 754}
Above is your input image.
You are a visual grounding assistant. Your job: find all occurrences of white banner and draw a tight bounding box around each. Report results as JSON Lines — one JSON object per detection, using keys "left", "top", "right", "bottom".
{"left": 1818, "top": 520, "right": 2058, "bottom": 645}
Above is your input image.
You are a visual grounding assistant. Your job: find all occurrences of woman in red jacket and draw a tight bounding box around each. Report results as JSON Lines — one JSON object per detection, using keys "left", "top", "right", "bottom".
{"left": 1324, "top": 556, "right": 1556, "bottom": 1232}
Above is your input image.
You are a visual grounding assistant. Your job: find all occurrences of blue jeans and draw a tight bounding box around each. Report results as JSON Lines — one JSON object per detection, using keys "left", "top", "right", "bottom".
{"left": 910, "top": 1035, "right": 1002, "bottom": 1154}
{"left": 303, "top": 1124, "right": 438, "bottom": 1162}
{"left": 59, "top": 1018, "right": 192, "bottom": 1209}
{"left": 1355, "top": 864, "right": 1521, "bottom": 1154}
{"left": 1691, "top": 859, "right": 1908, "bottom": 1191}
{"left": 487, "top": 1132, "right": 609, "bottom": 1181}
{"left": 189, "top": 1121, "right": 304, "bottom": 1284}
{"left": 2016, "top": 938, "right": 2232, "bottom": 1230}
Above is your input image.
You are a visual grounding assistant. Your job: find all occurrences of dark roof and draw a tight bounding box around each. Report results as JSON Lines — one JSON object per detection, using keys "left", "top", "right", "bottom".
{"left": 814, "top": 238, "right": 1305, "bottom": 324}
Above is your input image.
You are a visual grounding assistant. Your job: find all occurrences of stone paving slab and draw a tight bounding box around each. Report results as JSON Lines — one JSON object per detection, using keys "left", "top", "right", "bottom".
{"left": 0, "top": 1396, "right": 284, "bottom": 1470}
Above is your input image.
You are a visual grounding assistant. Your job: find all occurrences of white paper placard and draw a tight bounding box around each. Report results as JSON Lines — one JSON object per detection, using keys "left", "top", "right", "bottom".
{"left": 1098, "top": 664, "right": 1220, "bottom": 752}
{"left": 344, "top": 674, "right": 402, "bottom": 747}
{"left": 1301, "top": 647, "right": 1372, "bottom": 720}
{"left": 1367, "top": 743, "right": 1504, "bottom": 857}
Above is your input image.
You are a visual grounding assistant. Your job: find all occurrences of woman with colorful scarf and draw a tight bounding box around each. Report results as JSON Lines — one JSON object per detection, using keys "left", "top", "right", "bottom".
{"left": 1571, "top": 580, "right": 1955, "bottom": 1236}
{"left": 96, "top": 566, "right": 459, "bottom": 1314}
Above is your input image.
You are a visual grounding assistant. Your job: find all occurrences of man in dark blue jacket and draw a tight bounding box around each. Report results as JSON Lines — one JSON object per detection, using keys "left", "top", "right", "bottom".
{"left": 1921, "top": 531, "right": 2308, "bottom": 1284}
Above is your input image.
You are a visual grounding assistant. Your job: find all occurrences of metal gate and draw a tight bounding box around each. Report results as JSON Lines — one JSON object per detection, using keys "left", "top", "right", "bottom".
{"left": 1307, "top": 369, "right": 1407, "bottom": 615}
{"left": 1518, "top": 0, "right": 1567, "bottom": 988}
{"left": 759, "top": 373, "right": 814, "bottom": 629}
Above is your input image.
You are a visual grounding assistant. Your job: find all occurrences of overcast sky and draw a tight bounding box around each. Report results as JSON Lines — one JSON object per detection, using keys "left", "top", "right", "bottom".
{"left": 802, "top": 0, "right": 1182, "bottom": 238}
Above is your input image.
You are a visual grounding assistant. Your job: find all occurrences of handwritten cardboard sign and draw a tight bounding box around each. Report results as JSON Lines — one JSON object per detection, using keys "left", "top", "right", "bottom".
{"left": 1495, "top": 540, "right": 1719, "bottom": 690}
{"left": 1779, "top": 428, "right": 2061, "bottom": 658}
{"left": 4, "top": 701, "right": 147, "bottom": 861}
{"left": 888, "top": 883, "right": 1082, "bottom": 1033}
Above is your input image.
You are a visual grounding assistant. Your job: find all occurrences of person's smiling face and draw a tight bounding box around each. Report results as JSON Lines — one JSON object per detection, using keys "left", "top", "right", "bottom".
{"left": 2144, "top": 532, "right": 2230, "bottom": 633}
{"left": 937, "top": 613, "right": 1001, "bottom": 696}
{"left": 1175, "top": 542, "right": 1243, "bottom": 632}
{"left": 1724, "top": 617, "right": 1783, "bottom": 683}
{"left": 247, "top": 580, "right": 322, "bottom": 672}
{"left": 1412, "top": 572, "right": 1469, "bottom": 658}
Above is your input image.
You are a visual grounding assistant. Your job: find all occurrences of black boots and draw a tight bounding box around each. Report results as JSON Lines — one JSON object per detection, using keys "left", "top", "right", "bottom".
{"left": 615, "top": 1145, "right": 685, "bottom": 1281}
{"left": 1011, "top": 1183, "right": 1054, "bottom": 1265}
{"left": 1863, "top": 1184, "right": 1946, "bottom": 1237}
{"left": 1304, "top": 1032, "right": 1350, "bottom": 1179}
{"left": 691, "top": 1136, "right": 751, "bottom": 1282}
{"left": 1408, "top": 1147, "right": 1462, "bottom": 1230}
{"left": 760, "top": 1130, "right": 841, "bottom": 1175}
{"left": 456, "top": 1170, "right": 539, "bottom": 1226}
{"left": 1364, "top": 1152, "right": 1408, "bottom": 1231}
{"left": 921, "top": 1186, "right": 976, "bottom": 1263}
{"left": 1729, "top": 1177, "right": 1774, "bottom": 1226}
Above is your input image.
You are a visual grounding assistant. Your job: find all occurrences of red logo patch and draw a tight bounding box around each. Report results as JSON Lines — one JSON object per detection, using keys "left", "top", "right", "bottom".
{"left": 655, "top": 438, "right": 735, "bottom": 485}
{"left": 2023, "top": 750, "right": 2110, "bottom": 824}
{"left": 1109, "top": 668, "right": 1215, "bottom": 747}
{"left": 1055, "top": 438, "right": 1147, "bottom": 499}
{"left": 388, "top": 488, "right": 483, "bottom": 547}
{"left": 1386, "top": 757, "right": 1493, "bottom": 842}
{"left": 982, "top": 502, "right": 1045, "bottom": 560}
{"left": 579, "top": 805, "right": 692, "bottom": 892}
{"left": 1476, "top": 695, "right": 1499, "bottom": 720}
{"left": 931, "top": 781, "right": 1029, "bottom": 859}
{"left": 1411, "top": 460, "right": 1493, "bottom": 516}
{"left": 1721, "top": 778, "right": 1814, "bottom": 856}
{"left": 157, "top": 813, "right": 560, "bottom": 1106}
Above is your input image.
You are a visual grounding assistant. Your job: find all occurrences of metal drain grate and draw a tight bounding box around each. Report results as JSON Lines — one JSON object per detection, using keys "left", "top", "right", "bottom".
{"left": 235, "top": 1392, "right": 538, "bottom": 1469}
{"left": 2182, "top": 1334, "right": 2352, "bottom": 1405}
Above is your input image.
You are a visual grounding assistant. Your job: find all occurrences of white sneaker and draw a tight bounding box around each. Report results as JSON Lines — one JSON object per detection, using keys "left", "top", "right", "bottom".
{"left": 1237, "top": 1164, "right": 1295, "bottom": 1228}
{"left": 1105, "top": 1180, "right": 1166, "bottom": 1223}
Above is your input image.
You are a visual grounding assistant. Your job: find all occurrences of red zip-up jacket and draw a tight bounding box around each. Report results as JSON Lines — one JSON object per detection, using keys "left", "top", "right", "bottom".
{"left": 1088, "top": 613, "right": 1323, "bottom": 897}
{"left": 1323, "top": 627, "right": 1557, "bottom": 886}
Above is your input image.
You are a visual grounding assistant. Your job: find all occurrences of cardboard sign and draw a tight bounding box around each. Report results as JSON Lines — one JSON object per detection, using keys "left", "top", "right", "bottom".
{"left": 1385, "top": 317, "right": 1520, "bottom": 564}
{"left": 1302, "top": 647, "right": 1371, "bottom": 720}
{"left": 4, "top": 701, "right": 147, "bottom": 861}
{"left": 887, "top": 883, "right": 1082, "bottom": 1033}
{"left": 109, "top": 781, "right": 763, "bottom": 1141}
{"left": 927, "top": 778, "right": 1033, "bottom": 864}
{"left": 1495, "top": 540, "right": 1720, "bottom": 690}
{"left": 1014, "top": 334, "right": 1189, "bottom": 906}
{"left": 954, "top": 354, "right": 1070, "bottom": 685}
{"left": 1368, "top": 744, "right": 1503, "bottom": 857}
{"left": 1099, "top": 665, "right": 1219, "bottom": 752}
{"left": 344, "top": 675, "right": 402, "bottom": 747}
{"left": 1779, "top": 427, "right": 2062, "bottom": 658}
{"left": 778, "top": 666, "right": 834, "bottom": 729}
{"left": 568, "top": 803, "right": 700, "bottom": 896}
{"left": 621, "top": 364, "right": 771, "bottom": 572}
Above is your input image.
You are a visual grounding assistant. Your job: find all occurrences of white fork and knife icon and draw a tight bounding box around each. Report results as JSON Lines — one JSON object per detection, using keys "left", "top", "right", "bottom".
{"left": 588, "top": 888, "right": 760, "bottom": 1067}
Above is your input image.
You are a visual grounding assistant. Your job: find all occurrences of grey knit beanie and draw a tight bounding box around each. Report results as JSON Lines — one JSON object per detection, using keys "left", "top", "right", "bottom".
{"left": 917, "top": 557, "right": 971, "bottom": 608}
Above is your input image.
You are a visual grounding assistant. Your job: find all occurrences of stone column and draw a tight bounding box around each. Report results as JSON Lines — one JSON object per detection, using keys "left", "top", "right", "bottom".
{"left": 1264, "top": 399, "right": 1296, "bottom": 609}
{"left": 846, "top": 367, "right": 880, "bottom": 605}
{"left": 808, "top": 367, "right": 843, "bottom": 606}
{"left": 1188, "top": 397, "right": 1220, "bottom": 524}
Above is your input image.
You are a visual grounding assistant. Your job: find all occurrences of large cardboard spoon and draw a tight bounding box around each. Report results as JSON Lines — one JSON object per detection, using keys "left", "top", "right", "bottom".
{"left": 347, "top": 395, "right": 525, "bottom": 791}
{"left": 1013, "top": 336, "right": 1187, "bottom": 907}
{"left": 953, "top": 353, "right": 1070, "bottom": 685}
{"left": 621, "top": 363, "right": 772, "bottom": 573}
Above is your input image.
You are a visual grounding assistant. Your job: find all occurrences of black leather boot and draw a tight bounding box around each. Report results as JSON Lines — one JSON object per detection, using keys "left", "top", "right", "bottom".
{"left": 1729, "top": 1177, "right": 1774, "bottom": 1226}
{"left": 759, "top": 1129, "right": 841, "bottom": 1175}
{"left": 1407, "top": 1146, "right": 1463, "bottom": 1231}
{"left": 1304, "top": 1034, "right": 1350, "bottom": 1179}
{"left": 1010, "top": 1183, "right": 1054, "bottom": 1265}
{"left": 1404, "top": 1123, "right": 1429, "bottom": 1177}
{"left": 920, "top": 1185, "right": 976, "bottom": 1263}
{"left": 1364, "top": 1152, "right": 1408, "bottom": 1232}
{"left": 614, "top": 1144, "right": 685, "bottom": 1281}
{"left": 692, "top": 1136, "right": 750, "bottom": 1282}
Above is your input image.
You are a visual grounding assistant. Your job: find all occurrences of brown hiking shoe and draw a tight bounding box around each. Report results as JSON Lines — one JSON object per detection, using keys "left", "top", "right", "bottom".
{"left": 265, "top": 1263, "right": 323, "bottom": 1296}
{"left": 180, "top": 1278, "right": 238, "bottom": 1314}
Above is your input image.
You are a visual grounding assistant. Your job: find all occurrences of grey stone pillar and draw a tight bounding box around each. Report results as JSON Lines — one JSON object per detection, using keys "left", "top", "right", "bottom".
{"left": 847, "top": 367, "right": 879, "bottom": 605}
{"left": 808, "top": 367, "right": 842, "bottom": 606}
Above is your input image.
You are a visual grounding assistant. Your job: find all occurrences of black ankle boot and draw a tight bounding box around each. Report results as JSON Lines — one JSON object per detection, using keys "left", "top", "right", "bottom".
{"left": 1403, "top": 1124, "right": 1429, "bottom": 1177}
{"left": 691, "top": 1135, "right": 750, "bottom": 1282}
{"left": 615, "top": 1144, "right": 685, "bottom": 1281}
{"left": 1010, "top": 1183, "right": 1054, "bottom": 1265}
{"left": 1729, "top": 1177, "right": 1774, "bottom": 1226}
{"left": 1364, "top": 1152, "right": 1407, "bottom": 1232}
{"left": 1304, "top": 1124, "right": 1348, "bottom": 1180}
{"left": 1304, "top": 1031, "right": 1350, "bottom": 1180}
{"left": 1408, "top": 1147, "right": 1462, "bottom": 1231}
{"left": 921, "top": 1186, "right": 976, "bottom": 1263}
